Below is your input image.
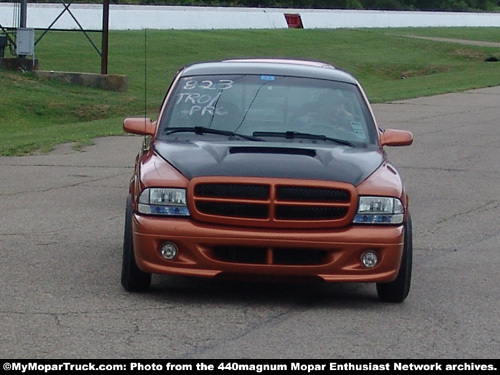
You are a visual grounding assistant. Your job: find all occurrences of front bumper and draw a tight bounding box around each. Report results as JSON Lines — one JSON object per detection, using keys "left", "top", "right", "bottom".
{"left": 132, "top": 214, "right": 405, "bottom": 283}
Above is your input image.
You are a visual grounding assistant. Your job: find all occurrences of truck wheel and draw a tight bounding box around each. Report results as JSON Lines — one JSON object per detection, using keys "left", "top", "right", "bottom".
{"left": 121, "top": 196, "right": 151, "bottom": 292}
{"left": 376, "top": 214, "right": 412, "bottom": 303}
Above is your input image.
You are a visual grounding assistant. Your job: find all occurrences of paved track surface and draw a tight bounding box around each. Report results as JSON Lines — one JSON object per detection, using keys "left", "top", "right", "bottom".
{"left": 1, "top": 87, "right": 499, "bottom": 358}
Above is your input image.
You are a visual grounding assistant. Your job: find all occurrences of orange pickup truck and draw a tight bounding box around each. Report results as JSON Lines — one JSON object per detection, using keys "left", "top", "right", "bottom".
{"left": 121, "top": 59, "right": 413, "bottom": 302}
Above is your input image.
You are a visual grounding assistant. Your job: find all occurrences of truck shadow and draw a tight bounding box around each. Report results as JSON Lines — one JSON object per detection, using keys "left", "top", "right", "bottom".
{"left": 146, "top": 274, "right": 380, "bottom": 307}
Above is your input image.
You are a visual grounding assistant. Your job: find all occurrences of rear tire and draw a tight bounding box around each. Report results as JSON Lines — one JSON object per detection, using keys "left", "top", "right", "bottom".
{"left": 376, "top": 215, "right": 412, "bottom": 303}
{"left": 121, "top": 196, "right": 151, "bottom": 292}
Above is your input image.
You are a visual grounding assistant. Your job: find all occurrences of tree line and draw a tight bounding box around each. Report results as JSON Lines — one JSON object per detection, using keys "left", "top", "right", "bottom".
{"left": 28, "top": 0, "right": 500, "bottom": 12}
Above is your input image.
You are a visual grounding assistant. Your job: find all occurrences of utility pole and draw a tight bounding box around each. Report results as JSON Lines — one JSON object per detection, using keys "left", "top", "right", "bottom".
{"left": 101, "top": 0, "right": 109, "bottom": 75}
{"left": 20, "top": 0, "right": 27, "bottom": 28}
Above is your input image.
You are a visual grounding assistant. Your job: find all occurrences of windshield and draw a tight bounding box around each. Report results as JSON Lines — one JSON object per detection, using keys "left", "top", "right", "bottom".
{"left": 159, "top": 74, "right": 377, "bottom": 145}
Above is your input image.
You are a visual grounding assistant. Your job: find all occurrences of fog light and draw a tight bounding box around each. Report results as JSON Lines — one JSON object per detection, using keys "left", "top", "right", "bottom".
{"left": 160, "top": 242, "right": 178, "bottom": 260}
{"left": 361, "top": 250, "right": 378, "bottom": 268}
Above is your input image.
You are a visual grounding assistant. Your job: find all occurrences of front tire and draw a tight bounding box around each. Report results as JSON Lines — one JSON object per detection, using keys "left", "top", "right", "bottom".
{"left": 121, "top": 196, "right": 151, "bottom": 292}
{"left": 376, "top": 215, "right": 413, "bottom": 303}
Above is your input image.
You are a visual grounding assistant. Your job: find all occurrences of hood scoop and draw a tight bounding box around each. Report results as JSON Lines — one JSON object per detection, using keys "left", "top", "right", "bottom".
{"left": 153, "top": 139, "right": 383, "bottom": 185}
{"left": 229, "top": 146, "right": 316, "bottom": 157}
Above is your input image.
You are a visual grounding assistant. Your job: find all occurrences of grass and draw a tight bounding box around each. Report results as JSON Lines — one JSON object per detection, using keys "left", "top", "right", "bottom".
{"left": 1, "top": 27, "right": 500, "bottom": 155}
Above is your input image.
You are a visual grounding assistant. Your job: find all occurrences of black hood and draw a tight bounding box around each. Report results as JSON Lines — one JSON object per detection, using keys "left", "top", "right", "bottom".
{"left": 154, "top": 140, "right": 384, "bottom": 186}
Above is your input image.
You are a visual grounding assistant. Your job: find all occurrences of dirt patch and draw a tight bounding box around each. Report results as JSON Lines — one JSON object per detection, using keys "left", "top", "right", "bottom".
{"left": 400, "top": 65, "right": 451, "bottom": 79}
{"left": 449, "top": 48, "right": 490, "bottom": 61}
{"left": 402, "top": 35, "right": 500, "bottom": 48}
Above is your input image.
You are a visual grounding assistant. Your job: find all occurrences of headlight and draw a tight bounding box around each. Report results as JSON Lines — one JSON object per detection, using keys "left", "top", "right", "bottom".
{"left": 353, "top": 196, "right": 403, "bottom": 224}
{"left": 138, "top": 188, "right": 190, "bottom": 216}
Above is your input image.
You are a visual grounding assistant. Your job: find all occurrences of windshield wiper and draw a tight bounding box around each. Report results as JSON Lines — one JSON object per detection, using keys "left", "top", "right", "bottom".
{"left": 165, "top": 126, "right": 264, "bottom": 142}
{"left": 253, "top": 131, "right": 355, "bottom": 147}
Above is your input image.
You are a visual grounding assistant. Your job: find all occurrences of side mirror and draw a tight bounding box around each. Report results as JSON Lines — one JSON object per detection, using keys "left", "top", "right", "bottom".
{"left": 380, "top": 129, "right": 413, "bottom": 147}
{"left": 123, "top": 118, "right": 157, "bottom": 136}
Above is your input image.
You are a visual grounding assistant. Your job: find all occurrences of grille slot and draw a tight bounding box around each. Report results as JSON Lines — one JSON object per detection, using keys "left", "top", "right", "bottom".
{"left": 277, "top": 186, "right": 350, "bottom": 202}
{"left": 195, "top": 183, "right": 269, "bottom": 199}
{"left": 212, "top": 246, "right": 268, "bottom": 264}
{"left": 196, "top": 201, "right": 268, "bottom": 218}
{"left": 274, "top": 248, "right": 328, "bottom": 265}
{"left": 275, "top": 205, "right": 348, "bottom": 220}
{"left": 212, "top": 246, "right": 329, "bottom": 266}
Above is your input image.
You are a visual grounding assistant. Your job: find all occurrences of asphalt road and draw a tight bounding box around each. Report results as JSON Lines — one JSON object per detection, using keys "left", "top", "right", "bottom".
{"left": 1, "top": 87, "right": 499, "bottom": 359}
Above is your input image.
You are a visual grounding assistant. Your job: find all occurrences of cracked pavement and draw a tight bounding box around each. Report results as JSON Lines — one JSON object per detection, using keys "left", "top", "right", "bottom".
{"left": 1, "top": 87, "right": 499, "bottom": 358}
